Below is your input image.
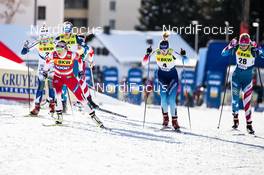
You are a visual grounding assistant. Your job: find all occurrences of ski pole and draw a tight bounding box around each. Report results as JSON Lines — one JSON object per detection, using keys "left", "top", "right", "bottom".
{"left": 28, "top": 40, "right": 39, "bottom": 49}
{"left": 181, "top": 55, "right": 192, "bottom": 129}
{"left": 98, "top": 107, "right": 128, "bottom": 118}
{"left": 142, "top": 50, "right": 155, "bottom": 128}
{"left": 24, "top": 40, "right": 39, "bottom": 50}
{"left": 143, "top": 56, "right": 150, "bottom": 128}
{"left": 217, "top": 65, "right": 231, "bottom": 129}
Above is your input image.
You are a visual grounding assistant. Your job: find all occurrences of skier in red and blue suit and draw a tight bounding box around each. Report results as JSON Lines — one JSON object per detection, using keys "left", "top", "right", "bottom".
{"left": 222, "top": 33, "right": 264, "bottom": 134}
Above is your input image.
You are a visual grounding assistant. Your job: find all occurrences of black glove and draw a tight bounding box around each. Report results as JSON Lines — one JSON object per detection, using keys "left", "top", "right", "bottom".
{"left": 21, "top": 40, "right": 30, "bottom": 55}
{"left": 146, "top": 46, "right": 152, "bottom": 55}
{"left": 78, "top": 71, "right": 85, "bottom": 80}
{"left": 180, "top": 48, "right": 186, "bottom": 56}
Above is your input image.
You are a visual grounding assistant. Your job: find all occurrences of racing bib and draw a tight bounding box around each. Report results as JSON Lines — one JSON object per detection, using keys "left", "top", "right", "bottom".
{"left": 155, "top": 48, "right": 175, "bottom": 71}
{"left": 38, "top": 37, "right": 55, "bottom": 56}
{"left": 54, "top": 59, "right": 73, "bottom": 66}
{"left": 53, "top": 52, "right": 74, "bottom": 73}
{"left": 58, "top": 34, "right": 84, "bottom": 54}
{"left": 235, "top": 47, "right": 255, "bottom": 70}
{"left": 58, "top": 34, "right": 77, "bottom": 50}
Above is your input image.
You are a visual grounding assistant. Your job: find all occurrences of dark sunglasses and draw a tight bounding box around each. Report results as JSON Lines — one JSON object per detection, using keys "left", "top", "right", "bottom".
{"left": 56, "top": 45, "right": 66, "bottom": 49}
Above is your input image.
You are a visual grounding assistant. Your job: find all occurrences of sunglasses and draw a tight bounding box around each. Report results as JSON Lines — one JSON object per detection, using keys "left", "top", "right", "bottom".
{"left": 56, "top": 45, "right": 66, "bottom": 48}
{"left": 239, "top": 44, "right": 249, "bottom": 47}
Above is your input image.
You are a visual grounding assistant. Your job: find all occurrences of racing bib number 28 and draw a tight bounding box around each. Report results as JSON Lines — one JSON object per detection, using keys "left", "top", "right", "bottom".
{"left": 236, "top": 57, "right": 254, "bottom": 70}
{"left": 238, "top": 58, "right": 247, "bottom": 65}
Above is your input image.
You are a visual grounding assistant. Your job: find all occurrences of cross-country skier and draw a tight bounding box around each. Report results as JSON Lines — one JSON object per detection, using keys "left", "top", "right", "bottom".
{"left": 75, "top": 34, "right": 98, "bottom": 109}
{"left": 21, "top": 25, "right": 55, "bottom": 116}
{"left": 55, "top": 21, "right": 98, "bottom": 112}
{"left": 221, "top": 33, "right": 264, "bottom": 134}
{"left": 43, "top": 40, "right": 103, "bottom": 127}
{"left": 143, "top": 38, "right": 187, "bottom": 131}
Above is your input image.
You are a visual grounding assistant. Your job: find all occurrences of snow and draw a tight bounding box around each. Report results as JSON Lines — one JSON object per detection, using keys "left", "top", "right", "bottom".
{"left": 0, "top": 93, "right": 264, "bottom": 175}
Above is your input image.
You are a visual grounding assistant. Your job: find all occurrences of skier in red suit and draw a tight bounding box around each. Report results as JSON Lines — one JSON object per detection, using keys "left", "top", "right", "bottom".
{"left": 44, "top": 40, "right": 104, "bottom": 127}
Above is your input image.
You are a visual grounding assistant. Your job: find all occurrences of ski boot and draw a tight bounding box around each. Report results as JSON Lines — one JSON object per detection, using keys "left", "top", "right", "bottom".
{"left": 49, "top": 100, "right": 56, "bottom": 117}
{"left": 162, "top": 112, "right": 169, "bottom": 128}
{"left": 62, "top": 101, "right": 67, "bottom": 113}
{"left": 232, "top": 113, "right": 239, "bottom": 129}
{"left": 55, "top": 110, "right": 63, "bottom": 124}
{"left": 30, "top": 103, "right": 40, "bottom": 116}
{"left": 89, "top": 111, "right": 104, "bottom": 128}
{"left": 246, "top": 121, "right": 255, "bottom": 135}
{"left": 172, "top": 117, "right": 180, "bottom": 131}
{"left": 87, "top": 96, "right": 99, "bottom": 109}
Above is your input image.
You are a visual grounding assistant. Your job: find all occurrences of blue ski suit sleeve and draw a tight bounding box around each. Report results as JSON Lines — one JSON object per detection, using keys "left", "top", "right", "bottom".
{"left": 221, "top": 46, "right": 235, "bottom": 57}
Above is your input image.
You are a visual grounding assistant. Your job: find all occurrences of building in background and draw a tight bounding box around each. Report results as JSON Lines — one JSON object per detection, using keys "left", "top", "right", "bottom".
{"left": 64, "top": 0, "right": 141, "bottom": 30}
{"left": 89, "top": 0, "right": 141, "bottom": 30}
{"left": 35, "top": 0, "right": 64, "bottom": 26}
{"left": 64, "top": 0, "right": 88, "bottom": 27}
{"left": 0, "top": 0, "right": 141, "bottom": 30}
{"left": 0, "top": 0, "right": 64, "bottom": 26}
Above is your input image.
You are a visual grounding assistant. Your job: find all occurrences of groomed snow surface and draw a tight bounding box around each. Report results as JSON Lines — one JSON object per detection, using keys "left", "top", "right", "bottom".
{"left": 0, "top": 94, "right": 264, "bottom": 175}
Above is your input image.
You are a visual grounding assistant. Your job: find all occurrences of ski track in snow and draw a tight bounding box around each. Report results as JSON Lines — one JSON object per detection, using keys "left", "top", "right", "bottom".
{"left": 0, "top": 100, "right": 264, "bottom": 175}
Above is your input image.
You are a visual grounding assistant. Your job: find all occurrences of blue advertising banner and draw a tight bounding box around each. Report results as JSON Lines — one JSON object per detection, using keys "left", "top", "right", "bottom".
{"left": 103, "top": 67, "right": 119, "bottom": 98}
{"left": 127, "top": 68, "right": 143, "bottom": 105}
{"left": 180, "top": 70, "right": 195, "bottom": 105}
{"left": 85, "top": 67, "right": 93, "bottom": 87}
{"left": 206, "top": 71, "right": 223, "bottom": 108}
